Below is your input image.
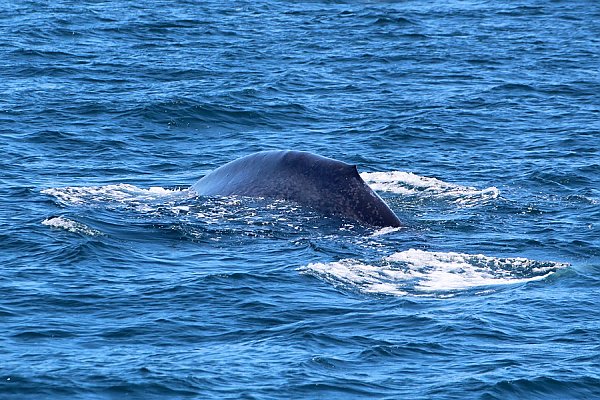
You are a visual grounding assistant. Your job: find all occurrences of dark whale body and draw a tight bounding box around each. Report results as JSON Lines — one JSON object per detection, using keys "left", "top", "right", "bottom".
{"left": 192, "top": 150, "right": 401, "bottom": 228}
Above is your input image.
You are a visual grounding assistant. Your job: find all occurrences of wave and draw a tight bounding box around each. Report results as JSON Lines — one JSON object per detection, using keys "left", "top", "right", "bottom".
{"left": 299, "top": 249, "right": 568, "bottom": 297}
{"left": 40, "top": 184, "right": 326, "bottom": 237}
{"left": 361, "top": 171, "right": 499, "bottom": 206}
{"left": 40, "top": 168, "right": 500, "bottom": 233}
{"left": 41, "top": 216, "right": 102, "bottom": 236}
{"left": 41, "top": 184, "right": 192, "bottom": 207}
{"left": 42, "top": 168, "right": 497, "bottom": 212}
{"left": 126, "top": 97, "right": 312, "bottom": 130}
{"left": 489, "top": 375, "right": 600, "bottom": 400}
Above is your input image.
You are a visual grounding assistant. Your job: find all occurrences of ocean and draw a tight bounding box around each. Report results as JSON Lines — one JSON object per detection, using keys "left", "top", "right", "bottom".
{"left": 1, "top": 0, "right": 600, "bottom": 398}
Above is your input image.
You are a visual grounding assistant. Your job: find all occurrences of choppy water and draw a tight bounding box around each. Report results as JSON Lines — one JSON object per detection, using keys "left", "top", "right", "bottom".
{"left": 2, "top": 0, "right": 600, "bottom": 398}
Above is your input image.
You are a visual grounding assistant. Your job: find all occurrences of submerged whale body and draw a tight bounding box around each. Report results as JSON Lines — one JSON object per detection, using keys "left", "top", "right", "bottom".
{"left": 191, "top": 150, "right": 401, "bottom": 228}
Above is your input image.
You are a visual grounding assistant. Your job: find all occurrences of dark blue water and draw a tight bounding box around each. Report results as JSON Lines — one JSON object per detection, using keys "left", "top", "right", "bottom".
{"left": 2, "top": 0, "right": 600, "bottom": 398}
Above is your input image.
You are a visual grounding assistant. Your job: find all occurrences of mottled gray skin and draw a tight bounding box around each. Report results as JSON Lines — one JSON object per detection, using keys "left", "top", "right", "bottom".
{"left": 192, "top": 150, "right": 401, "bottom": 228}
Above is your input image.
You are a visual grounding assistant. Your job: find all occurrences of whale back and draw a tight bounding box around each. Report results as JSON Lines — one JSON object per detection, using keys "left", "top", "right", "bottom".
{"left": 192, "top": 150, "right": 401, "bottom": 227}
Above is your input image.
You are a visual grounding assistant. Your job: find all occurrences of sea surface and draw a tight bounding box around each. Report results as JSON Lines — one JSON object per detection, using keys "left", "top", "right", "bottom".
{"left": 2, "top": 0, "right": 600, "bottom": 399}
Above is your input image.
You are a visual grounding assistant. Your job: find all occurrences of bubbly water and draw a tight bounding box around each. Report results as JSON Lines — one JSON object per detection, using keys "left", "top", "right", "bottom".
{"left": 2, "top": 1, "right": 599, "bottom": 399}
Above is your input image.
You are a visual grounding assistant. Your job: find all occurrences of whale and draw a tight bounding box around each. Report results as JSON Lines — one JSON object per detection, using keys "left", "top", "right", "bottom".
{"left": 191, "top": 150, "right": 401, "bottom": 228}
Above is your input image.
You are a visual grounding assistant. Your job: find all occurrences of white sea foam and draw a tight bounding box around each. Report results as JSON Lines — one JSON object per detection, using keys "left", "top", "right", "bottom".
{"left": 299, "top": 249, "right": 568, "bottom": 297}
{"left": 361, "top": 171, "right": 499, "bottom": 205}
{"left": 42, "top": 183, "right": 315, "bottom": 229}
{"left": 41, "top": 216, "right": 102, "bottom": 236}
{"left": 41, "top": 184, "right": 190, "bottom": 205}
{"left": 370, "top": 226, "right": 402, "bottom": 237}
{"left": 299, "top": 259, "right": 411, "bottom": 296}
{"left": 41, "top": 184, "right": 196, "bottom": 218}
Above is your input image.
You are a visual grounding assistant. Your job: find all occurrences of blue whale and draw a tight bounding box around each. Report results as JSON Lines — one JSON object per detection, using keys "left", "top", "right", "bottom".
{"left": 191, "top": 150, "right": 401, "bottom": 228}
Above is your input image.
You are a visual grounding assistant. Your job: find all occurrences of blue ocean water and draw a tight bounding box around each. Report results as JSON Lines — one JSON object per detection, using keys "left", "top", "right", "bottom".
{"left": 2, "top": 0, "right": 600, "bottom": 398}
